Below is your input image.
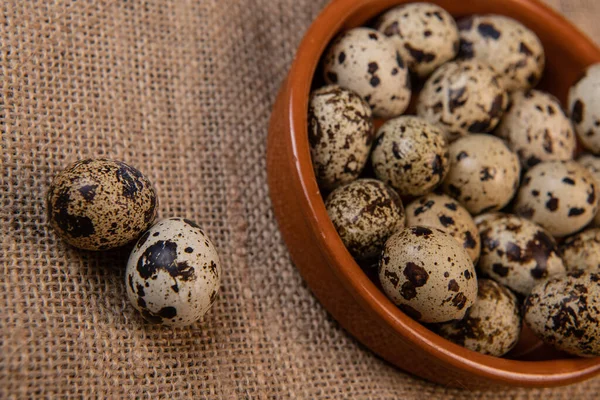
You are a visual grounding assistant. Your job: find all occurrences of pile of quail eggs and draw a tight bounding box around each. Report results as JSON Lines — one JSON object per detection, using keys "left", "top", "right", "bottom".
{"left": 311, "top": 2, "right": 600, "bottom": 358}
{"left": 46, "top": 158, "right": 221, "bottom": 327}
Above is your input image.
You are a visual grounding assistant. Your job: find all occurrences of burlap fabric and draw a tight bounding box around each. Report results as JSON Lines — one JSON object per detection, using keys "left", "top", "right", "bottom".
{"left": 2, "top": 0, "right": 600, "bottom": 398}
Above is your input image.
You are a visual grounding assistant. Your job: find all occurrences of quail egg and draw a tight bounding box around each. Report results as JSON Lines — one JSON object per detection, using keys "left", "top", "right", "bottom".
{"left": 371, "top": 116, "right": 449, "bottom": 196}
{"left": 560, "top": 228, "right": 600, "bottom": 273}
{"left": 323, "top": 27, "right": 411, "bottom": 118}
{"left": 326, "top": 179, "right": 405, "bottom": 261}
{"left": 308, "top": 85, "right": 374, "bottom": 191}
{"left": 457, "top": 14, "right": 545, "bottom": 91}
{"left": 495, "top": 90, "right": 576, "bottom": 169}
{"left": 514, "top": 160, "right": 599, "bottom": 237}
{"left": 416, "top": 59, "right": 508, "bottom": 141}
{"left": 579, "top": 154, "right": 600, "bottom": 226}
{"left": 524, "top": 270, "right": 600, "bottom": 357}
{"left": 378, "top": 226, "right": 477, "bottom": 323}
{"left": 46, "top": 158, "right": 158, "bottom": 251}
{"left": 436, "top": 279, "right": 521, "bottom": 356}
{"left": 405, "top": 193, "right": 480, "bottom": 262}
{"left": 126, "top": 218, "right": 221, "bottom": 327}
{"left": 476, "top": 213, "right": 565, "bottom": 296}
{"left": 375, "top": 3, "right": 459, "bottom": 78}
{"left": 568, "top": 63, "right": 600, "bottom": 154}
{"left": 441, "top": 134, "right": 520, "bottom": 215}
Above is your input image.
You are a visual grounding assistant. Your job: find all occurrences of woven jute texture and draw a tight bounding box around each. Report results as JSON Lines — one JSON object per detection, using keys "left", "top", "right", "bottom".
{"left": 2, "top": 0, "right": 600, "bottom": 398}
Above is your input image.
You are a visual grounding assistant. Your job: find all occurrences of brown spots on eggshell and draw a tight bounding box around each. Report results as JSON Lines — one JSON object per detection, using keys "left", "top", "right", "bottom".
{"left": 379, "top": 226, "right": 476, "bottom": 323}
{"left": 442, "top": 134, "right": 520, "bottom": 215}
{"left": 308, "top": 85, "right": 373, "bottom": 191}
{"left": 496, "top": 90, "right": 576, "bottom": 169}
{"left": 457, "top": 14, "right": 545, "bottom": 91}
{"left": 405, "top": 193, "right": 481, "bottom": 262}
{"left": 560, "top": 228, "right": 600, "bottom": 273}
{"left": 476, "top": 213, "right": 565, "bottom": 296}
{"left": 514, "top": 161, "right": 599, "bottom": 237}
{"left": 375, "top": 3, "right": 459, "bottom": 78}
{"left": 416, "top": 60, "right": 508, "bottom": 141}
{"left": 568, "top": 64, "right": 600, "bottom": 154}
{"left": 437, "top": 279, "right": 521, "bottom": 356}
{"left": 372, "top": 116, "right": 449, "bottom": 197}
{"left": 524, "top": 271, "right": 600, "bottom": 357}
{"left": 326, "top": 179, "right": 405, "bottom": 261}
{"left": 46, "top": 158, "right": 158, "bottom": 251}
{"left": 323, "top": 28, "right": 410, "bottom": 118}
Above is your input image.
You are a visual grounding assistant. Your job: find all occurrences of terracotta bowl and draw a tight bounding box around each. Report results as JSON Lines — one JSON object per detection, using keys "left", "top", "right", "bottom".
{"left": 267, "top": 0, "right": 600, "bottom": 389}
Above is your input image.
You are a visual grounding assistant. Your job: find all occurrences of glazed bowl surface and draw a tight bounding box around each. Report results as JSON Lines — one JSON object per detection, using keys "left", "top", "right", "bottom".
{"left": 267, "top": 0, "right": 600, "bottom": 388}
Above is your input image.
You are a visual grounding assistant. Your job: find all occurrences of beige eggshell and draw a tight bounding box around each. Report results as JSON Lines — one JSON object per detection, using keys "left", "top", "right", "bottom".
{"left": 442, "top": 134, "right": 520, "bottom": 215}
{"left": 405, "top": 193, "right": 480, "bottom": 262}
{"left": 308, "top": 85, "right": 373, "bottom": 191}
{"left": 323, "top": 27, "right": 411, "bottom": 118}
{"left": 579, "top": 154, "right": 600, "bottom": 226}
{"left": 524, "top": 271, "right": 600, "bottom": 357}
{"left": 46, "top": 158, "right": 158, "bottom": 251}
{"left": 568, "top": 63, "right": 600, "bottom": 154}
{"left": 375, "top": 3, "right": 459, "bottom": 78}
{"left": 437, "top": 279, "right": 521, "bottom": 356}
{"left": 378, "top": 226, "right": 477, "bottom": 323}
{"left": 560, "top": 228, "right": 600, "bottom": 273}
{"left": 126, "top": 218, "right": 221, "bottom": 327}
{"left": 476, "top": 213, "right": 565, "bottom": 296}
{"left": 514, "top": 160, "right": 599, "bottom": 237}
{"left": 416, "top": 59, "right": 508, "bottom": 141}
{"left": 496, "top": 90, "right": 576, "bottom": 169}
{"left": 326, "top": 179, "right": 405, "bottom": 260}
{"left": 371, "top": 116, "right": 449, "bottom": 196}
{"left": 457, "top": 14, "right": 545, "bottom": 92}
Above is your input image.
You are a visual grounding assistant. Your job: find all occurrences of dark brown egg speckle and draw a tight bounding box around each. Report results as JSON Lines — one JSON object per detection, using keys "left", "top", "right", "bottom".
{"left": 378, "top": 226, "right": 477, "bottom": 323}
{"left": 416, "top": 59, "right": 508, "bottom": 141}
{"left": 568, "top": 64, "right": 600, "bottom": 154}
{"left": 46, "top": 158, "right": 158, "bottom": 250}
{"left": 442, "top": 134, "right": 520, "bottom": 215}
{"left": 405, "top": 193, "right": 480, "bottom": 262}
{"left": 371, "top": 116, "right": 449, "bottom": 196}
{"left": 437, "top": 279, "right": 521, "bottom": 356}
{"left": 326, "top": 179, "right": 405, "bottom": 261}
{"left": 308, "top": 85, "right": 373, "bottom": 191}
{"left": 476, "top": 214, "right": 565, "bottom": 296}
{"left": 457, "top": 14, "right": 544, "bottom": 91}
{"left": 375, "top": 3, "right": 459, "bottom": 78}
{"left": 496, "top": 90, "right": 576, "bottom": 169}
{"left": 524, "top": 271, "right": 600, "bottom": 357}
{"left": 514, "top": 161, "right": 599, "bottom": 237}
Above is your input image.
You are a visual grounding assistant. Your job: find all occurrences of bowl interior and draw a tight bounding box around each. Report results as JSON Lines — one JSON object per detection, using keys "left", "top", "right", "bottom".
{"left": 287, "top": 0, "right": 600, "bottom": 383}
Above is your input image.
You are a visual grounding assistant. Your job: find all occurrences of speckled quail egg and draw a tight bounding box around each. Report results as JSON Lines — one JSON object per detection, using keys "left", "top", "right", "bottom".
{"left": 378, "top": 226, "right": 477, "bottom": 323}
{"left": 495, "top": 90, "right": 576, "bottom": 169}
{"left": 375, "top": 3, "right": 459, "bottom": 78}
{"left": 560, "top": 228, "right": 600, "bottom": 273}
{"left": 514, "top": 160, "right": 599, "bottom": 237}
{"left": 371, "top": 116, "right": 449, "bottom": 196}
{"left": 46, "top": 158, "right": 158, "bottom": 251}
{"left": 476, "top": 213, "right": 565, "bottom": 296}
{"left": 569, "top": 64, "right": 600, "bottom": 154}
{"left": 308, "top": 85, "right": 373, "bottom": 191}
{"left": 126, "top": 218, "right": 221, "bottom": 327}
{"left": 326, "top": 179, "right": 405, "bottom": 260}
{"left": 405, "top": 193, "right": 480, "bottom": 262}
{"left": 323, "top": 27, "right": 411, "bottom": 118}
{"left": 524, "top": 271, "right": 600, "bottom": 357}
{"left": 436, "top": 279, "right": 521, "bottom": 356}
{"left": 457, "top": 14, "right": 545, "bottom": 92}
{"left": 578, "top": 154, "right": 600, "bottom": 226}
{"left": 442, "top": 134, "right": 520, "bottom": 215}
{"left": 416, "top": 59, "right": 508, "bottom": 141}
